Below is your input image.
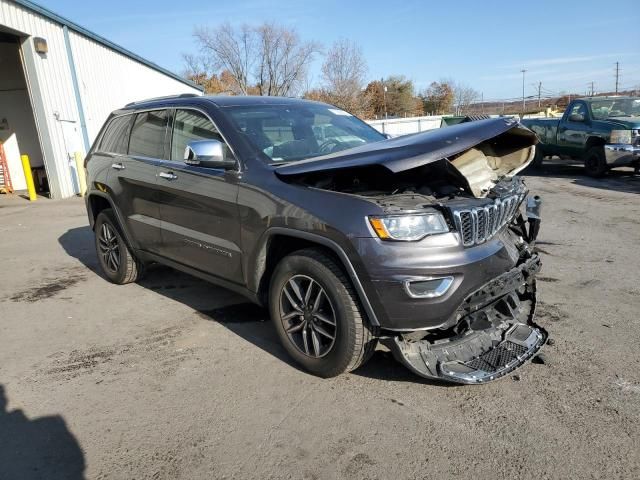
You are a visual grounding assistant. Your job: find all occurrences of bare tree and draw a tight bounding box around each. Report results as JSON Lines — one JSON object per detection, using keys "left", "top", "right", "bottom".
{"left": 446, "top": 79, "right": 480, "bottom": 115}
{"left": 192, "top": 22, "right": 318, "bottom": 96}
{"left": 193, "top": 23, "right": 255, "bottom": 95}
{"left": 321, "top": 39, "right": 367, "bottom": 99}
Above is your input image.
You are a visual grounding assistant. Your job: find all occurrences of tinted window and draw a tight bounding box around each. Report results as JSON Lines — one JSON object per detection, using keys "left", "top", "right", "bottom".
{"left": 171, "top": 109, "right": 226, "bottom": 161}
{"left": 128, "top": 110, "right": 169, "bottom": 159}
{"left": 99, "top": 115, "right": 131, "bottom": 154}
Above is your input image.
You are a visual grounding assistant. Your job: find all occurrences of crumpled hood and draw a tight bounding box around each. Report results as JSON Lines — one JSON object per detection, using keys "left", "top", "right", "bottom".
{"left": 275, "top": 117, "right": 538, "bottom": 198}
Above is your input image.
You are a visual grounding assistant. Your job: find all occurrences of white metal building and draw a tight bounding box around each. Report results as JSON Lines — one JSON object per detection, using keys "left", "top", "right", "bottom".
{"left": 0, "top": 0, "right": 202, "bottom": 198}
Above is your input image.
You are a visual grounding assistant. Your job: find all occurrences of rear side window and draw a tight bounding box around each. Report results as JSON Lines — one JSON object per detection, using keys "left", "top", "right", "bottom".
{"left": 171, "top": 109, "right": 227, "bottom": 161}
{"left": 128, "top": 110, "right": 169, "bottom": 159}
{"left": 99, "top": 115, "right": 131, "bottom": 154}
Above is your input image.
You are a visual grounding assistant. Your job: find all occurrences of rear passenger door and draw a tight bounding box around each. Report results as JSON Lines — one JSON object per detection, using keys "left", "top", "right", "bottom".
{"left": 108, "top": 109, "right": 168, "bottom": 253}
{"left": 156, "top": 108, "right": 243, "bottom": 284}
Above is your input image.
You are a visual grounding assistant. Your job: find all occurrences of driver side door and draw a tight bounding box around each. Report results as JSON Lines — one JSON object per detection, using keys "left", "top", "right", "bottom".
{"left": 156, "top": 108, "right": 243, "bottom": 285}
{"left": 558, "top": 101, "right": 591, "bottom": 157}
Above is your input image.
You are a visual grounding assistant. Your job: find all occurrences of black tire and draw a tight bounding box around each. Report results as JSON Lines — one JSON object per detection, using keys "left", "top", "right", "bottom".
{"left": 94, "top": 209, "right": 144, "bottom": 284}
{"left": 531, "top": 146, "right": 544, "bottom": 168}
{"left": 584, "top": 146, "right": 607, "bottom": 177}
{"left": 269, "top": 248, "right": 377, "bottom": 377}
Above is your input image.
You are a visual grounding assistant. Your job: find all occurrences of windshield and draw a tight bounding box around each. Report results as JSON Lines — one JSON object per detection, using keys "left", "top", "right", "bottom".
{"left": 223, "top": 103, "right": 385, "bottom": 163}
{"left": 590, "top": 98, "right": 640, "bottom": 119}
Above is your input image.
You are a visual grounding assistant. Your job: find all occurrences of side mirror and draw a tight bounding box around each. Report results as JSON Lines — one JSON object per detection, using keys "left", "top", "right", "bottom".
{"left": 569, "top": 113, "right": 585, "bottom": 122}
{"left": 184, "top": 140, "right": 236, "bottom": 169}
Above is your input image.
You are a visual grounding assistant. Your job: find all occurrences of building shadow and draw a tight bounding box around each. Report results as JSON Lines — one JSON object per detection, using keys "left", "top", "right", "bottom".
{"left": 58, "top": 226, "right": 450, "bottom": 385}
{"left": 523, "top": 159, "right": 639, "bottom": 195}
{"left": 0, "top": 384, "right": 86, "bottom": 480}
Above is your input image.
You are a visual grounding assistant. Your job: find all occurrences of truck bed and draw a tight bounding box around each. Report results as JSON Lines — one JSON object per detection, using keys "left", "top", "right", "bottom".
{"left": 521, "top": 118, "right": 559, "bottom": 145}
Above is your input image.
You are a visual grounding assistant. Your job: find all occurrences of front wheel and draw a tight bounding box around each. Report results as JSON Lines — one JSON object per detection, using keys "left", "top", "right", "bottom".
{"left": 584, "top": 146, "right": 607, "bottom": 177}
{"left": 269, "top": 249, "right": 377, "bottom": 377}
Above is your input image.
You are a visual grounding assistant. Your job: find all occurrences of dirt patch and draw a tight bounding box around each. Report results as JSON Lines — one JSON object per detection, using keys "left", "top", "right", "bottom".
{"left": 536, "top": 301, "right": 567, "bottom": 322}
{"left": 10, "top": 269, "right": 86, "bottom": 302}
{"left": 39, "top": 325, "right": 192, "bottom": 381}
{"left": 537, "top": 276, "right": 560, "bottom": 283}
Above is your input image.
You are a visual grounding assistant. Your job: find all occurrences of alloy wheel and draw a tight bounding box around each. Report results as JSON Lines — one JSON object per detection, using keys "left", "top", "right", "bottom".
{"left": 98, "top": 223, "right": 121, "bottom": 273}
{"left": 279, "top": 274, "right": 337, "bottom": 358}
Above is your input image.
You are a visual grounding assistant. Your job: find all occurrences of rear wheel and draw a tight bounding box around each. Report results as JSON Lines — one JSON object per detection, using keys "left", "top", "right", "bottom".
{"left": 584, "top": 146, "right": 607, "bottom": 177}
{"left": 269, "top": 249, "right": 377, "bottom": 377}
{"left": 94, "top": 209, "right": 144, "bottom": 284}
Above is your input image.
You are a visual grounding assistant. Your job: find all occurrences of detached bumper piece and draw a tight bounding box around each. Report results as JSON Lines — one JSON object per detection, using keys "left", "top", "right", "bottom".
{"left": 388, "top": 255, "right": 546, "bottom": 384}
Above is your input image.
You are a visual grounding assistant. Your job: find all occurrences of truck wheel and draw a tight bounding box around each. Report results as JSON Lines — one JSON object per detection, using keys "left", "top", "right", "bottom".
{"left": 94, "top": 209, "right": 144, "bottom": 284}
{"left": 269, "top": 248, "right": 377, "bottom": 377}
{"left": 584, "top": 146, "right": 607, "bottom": 177}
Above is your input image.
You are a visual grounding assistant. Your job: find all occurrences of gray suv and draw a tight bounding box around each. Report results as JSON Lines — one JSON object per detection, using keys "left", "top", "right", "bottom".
{"left": 84, "top": 95, "right": 546, "bottom": 384}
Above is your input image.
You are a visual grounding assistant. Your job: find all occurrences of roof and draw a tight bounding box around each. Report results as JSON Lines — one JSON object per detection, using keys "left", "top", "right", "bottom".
{"left": 11, "top": 0, "right": 203, "bottom": 91}
{"left": 118, "top": 94, "right": 324, "bottom": 111}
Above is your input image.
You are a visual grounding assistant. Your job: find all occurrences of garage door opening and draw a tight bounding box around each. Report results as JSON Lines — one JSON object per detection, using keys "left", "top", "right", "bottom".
{"left": 0, "top": 30, "right": 48, "bottom": 197}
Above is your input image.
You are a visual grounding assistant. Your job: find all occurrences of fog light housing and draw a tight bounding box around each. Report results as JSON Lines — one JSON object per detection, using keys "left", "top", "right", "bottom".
{"left": 404, "top": 276, "right": 454, "bottom": 298}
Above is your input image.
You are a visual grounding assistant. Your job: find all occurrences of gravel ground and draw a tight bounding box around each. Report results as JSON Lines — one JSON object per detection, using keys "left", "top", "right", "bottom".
{"left": 1, "top": 162, "right": 639, "bottom": 480}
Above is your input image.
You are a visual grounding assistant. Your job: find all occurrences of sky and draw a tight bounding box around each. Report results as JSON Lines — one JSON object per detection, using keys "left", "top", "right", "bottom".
{"left": 42, "top": 0, "right": 640, "bottom": 101}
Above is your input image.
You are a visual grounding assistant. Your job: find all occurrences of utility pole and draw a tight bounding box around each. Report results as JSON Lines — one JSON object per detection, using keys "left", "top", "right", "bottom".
{"left": 481, "top": 92, "right": 484, "bottom": 114}
{"left": 521, "top": 69, "right": 527, "bottom": 114}
{"left": 381, "top": 78, "right": 388, "bottom": 119}
{"left": 537, "top": 81, "right": 542, "bottom": 108}
{"left": 615, "top": 62, "right": 620, "bottom": 94}
{"left": 589, "top": 81, "right": 595, "bottom": 97}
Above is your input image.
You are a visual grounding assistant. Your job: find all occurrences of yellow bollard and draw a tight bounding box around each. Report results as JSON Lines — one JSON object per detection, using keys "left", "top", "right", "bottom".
{"left": 20, "top": 154, "right": 37, "bottom": 201}
{"left": 74, "top": 151, "right": 87, "bottom": 196}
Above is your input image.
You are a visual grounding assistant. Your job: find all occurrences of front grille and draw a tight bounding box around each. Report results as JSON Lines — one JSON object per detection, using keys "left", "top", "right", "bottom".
{"left": 465, "top": 341, "right": 528, "bottom": 373}
{"left": 452, "top": 194, "right": 524, "bottom": 247}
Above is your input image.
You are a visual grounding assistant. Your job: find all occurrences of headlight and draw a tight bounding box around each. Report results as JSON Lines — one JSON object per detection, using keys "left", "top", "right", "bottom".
{"left": 610, "top": 129, "right": 632, "bottom": 144}
{"left": 369, "top": 213, "right": 449, "bottom": 241}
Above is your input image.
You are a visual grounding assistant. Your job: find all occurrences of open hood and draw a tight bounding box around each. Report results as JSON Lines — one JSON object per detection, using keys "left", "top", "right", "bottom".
{"left": 276, "top": 117, "right": 538, "bottom": 198}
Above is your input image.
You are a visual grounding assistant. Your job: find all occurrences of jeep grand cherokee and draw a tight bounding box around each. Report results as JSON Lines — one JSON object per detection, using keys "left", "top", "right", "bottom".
{"left": 84, "top": 94, "right": 546, "bottom": 383}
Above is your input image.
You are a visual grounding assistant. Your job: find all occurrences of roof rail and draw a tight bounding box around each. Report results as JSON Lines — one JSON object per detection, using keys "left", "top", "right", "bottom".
{"left": 125, "top": 93, "right": 200, "bottom": 107}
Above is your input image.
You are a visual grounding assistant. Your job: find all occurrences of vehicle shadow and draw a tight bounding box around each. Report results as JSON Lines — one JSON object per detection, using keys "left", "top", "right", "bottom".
{"left": 523, "top": 159, "right": 640, "bottom": 195}
{"left": 0, "top": 384, "right": 86, "bottom": 480}
{"left": 58, "top": 226, "right": 450, "bottom": 385}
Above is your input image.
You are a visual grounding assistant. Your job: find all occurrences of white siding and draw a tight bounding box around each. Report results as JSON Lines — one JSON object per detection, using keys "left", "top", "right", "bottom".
{"left": 69, "top": 31, "right": 201, "bottom": 143}
{"left": 1, "top": 0, "right": 81, "bottom": 198}
{"left": 0, "top": 0, "right": 201, "bottom": 198}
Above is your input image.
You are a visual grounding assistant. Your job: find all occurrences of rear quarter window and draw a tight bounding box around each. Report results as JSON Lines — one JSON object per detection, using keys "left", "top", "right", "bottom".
{"left": 99, "top": 115, "right": 132, "bottom": 154}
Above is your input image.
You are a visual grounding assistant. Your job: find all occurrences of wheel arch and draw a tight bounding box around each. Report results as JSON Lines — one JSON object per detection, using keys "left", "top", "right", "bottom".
{"left": 251, "top": 228, "right": 380, "bottom": 327}
{"left": 86, "top": 192, "right": 137, "bottom": 250}
{"left": 585, "top": 135, "right": 606, "bottom": 152}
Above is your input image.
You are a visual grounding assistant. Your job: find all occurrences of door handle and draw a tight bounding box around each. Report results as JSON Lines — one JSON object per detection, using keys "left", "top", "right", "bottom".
{"left": 111, "top": 163, "right": 125, "bottom": 170}
{"left": 159, "top": 171, "right": 178, "bottom": 180}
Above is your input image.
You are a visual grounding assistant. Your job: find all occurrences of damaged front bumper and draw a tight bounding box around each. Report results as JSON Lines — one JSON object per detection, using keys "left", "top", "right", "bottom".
{"left": 386, "top": 254, "right": 546, "bottom": 384}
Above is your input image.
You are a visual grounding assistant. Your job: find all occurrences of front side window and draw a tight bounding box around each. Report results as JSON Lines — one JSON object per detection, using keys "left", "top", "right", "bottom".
{"left": 224, "top": 104, "right": 385, "bottom": 163}
{"left": 99, "top": 115, "right": 132, "bottom": 154}
{"left": 128, "top": 110, "right": 169, "bottom": 159}
{"left": 171, "top": 109, "right": 227, "bottom": 161}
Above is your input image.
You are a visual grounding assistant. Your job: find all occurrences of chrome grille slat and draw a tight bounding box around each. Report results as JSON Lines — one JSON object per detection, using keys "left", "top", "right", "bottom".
{"left": 451, "top": 194, "right": 523, "bottom": 248}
